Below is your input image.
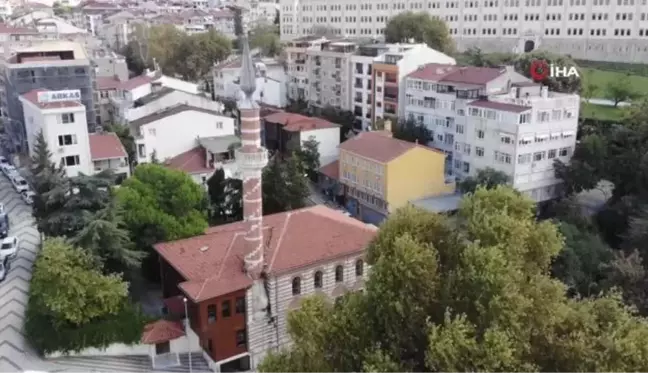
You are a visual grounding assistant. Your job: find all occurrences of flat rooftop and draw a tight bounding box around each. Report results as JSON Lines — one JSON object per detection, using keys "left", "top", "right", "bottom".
{"left": 8, "top": 41, "right": 88, "bottom": 64}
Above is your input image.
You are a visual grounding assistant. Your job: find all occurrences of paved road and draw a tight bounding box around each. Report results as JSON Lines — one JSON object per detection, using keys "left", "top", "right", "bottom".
{"left": 0, "top": 173, "right": 47, "bottom": 371}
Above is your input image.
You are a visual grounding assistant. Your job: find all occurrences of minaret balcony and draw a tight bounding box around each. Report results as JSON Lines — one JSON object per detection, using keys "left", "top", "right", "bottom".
{"left": 235, "top": 148, "right": 269, "bottom": 169}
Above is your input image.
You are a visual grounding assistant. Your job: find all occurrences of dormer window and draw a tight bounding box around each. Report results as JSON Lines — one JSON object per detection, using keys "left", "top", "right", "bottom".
{"left": 335, "top": 265, "right": 344, "bottom": 282}
{"left": 292, "top": 277, "right": 301, "bottom": 295}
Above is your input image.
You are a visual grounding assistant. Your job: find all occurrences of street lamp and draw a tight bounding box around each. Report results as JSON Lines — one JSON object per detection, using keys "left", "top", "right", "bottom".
{"left": 183, "top": 297, "right": 193, "bottom": 373}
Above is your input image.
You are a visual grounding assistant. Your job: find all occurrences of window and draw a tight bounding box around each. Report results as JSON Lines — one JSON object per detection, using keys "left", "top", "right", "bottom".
{"left": 533, "top": 151, "right": 546, "bottom": 161}
{"left": 235, "top": 297, "right": 245, "bottom": 314}
{"left": 61, "top": 113, "right": 75, "bottom": 123}
{"left": 559, "top": 147, "right": 571, "bottom": 157}
{"left": 207, "top": 339, "right": 213, "bottom": 352}
{"left": 462, "top": 161, "right": 470, "bottom": 173}
{"left": 61, "top": 155, "right": 80, "bottom": 167}
{"left": 355, "top": 260, "right": 364, "bottom": 276}
{"left": 548, "top": 149, "right": 557, "bottom": 159}
{"left": 476, "top": 129, "right": 485, "bottom": 139}
{"left": 292, "top": 277, "right": 301, "bottom": 295}
{"left": 236, "top": 329, "right": 247, "bottom": 347}
{"left": 148, "top": 128, "right": 156, "bottom": 136}
{"left": 313, "top": 270, "right": 323, "bottom": 288}
{"left": 207, "top": 304, "right": 217, "bottom": 323}
{"left": 58, "top": 134, "right": 77, "bottom": 146}
{"left": 518, "top": 153, "right": 531, "bottom": 164}
{"left": 335, "top": 265, "right": 344, "bottom": 282}
{"left": 501, "top": 135, "right": 513, "bottom": 144}
{"left": 221, "top": 300, "right": 231, "bottom": 318}
{"left": 456, "top": 124, "right": 464, "bottom": 134}
{"left": 476, "top": 147, "right": 484, "bottom": 157}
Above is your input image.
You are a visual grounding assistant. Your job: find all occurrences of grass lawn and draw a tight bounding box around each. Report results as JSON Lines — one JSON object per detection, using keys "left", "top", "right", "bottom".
{"left": 581, "top": 103, "right": 624, "bottom": 121}
{"left": 581, "top": 68, "right": 648, "bottom": 97}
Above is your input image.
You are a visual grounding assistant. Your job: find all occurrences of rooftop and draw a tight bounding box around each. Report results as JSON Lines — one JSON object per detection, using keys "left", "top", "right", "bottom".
{"left": 129, "top": 104, "right": 223, "bottom": 129}
{"left": 141, "top": 319, "right": 185, "bottom": 344}
{"left": 165, "top": 147, "right": 212, "bottom": 175}
{"left": 133, "top": 86, "right": 175, "bottom": 106}
{"left": 118, "top": 75, "right": 153, "bottom": 91}
{"left": 407, "top": 64, "right": 506, "bottom": 85}
{"left": 20, "top": 89, "right": 84, "bottom": 110}
{"left": 10, "top": 40, "right": 88, "bottom": 62}
{"left": 263, "top": 112, "right": 339, "bottom": 132}
{"left": 154, "top": 205, "right": 377, "bottom": 302}
{"left": 0, "top": 23, "right": 39, "bottom": 35}
{"left": 89, "top": 132, "right": 127, "bottom": 160}
{"left": 319, "top": 160, "right": 339, "bottom": 180}
{"left": 96, "top": 76, "right": 121, "bottom": 90}
{"left": 198, "top": 134, "right": 240, "bottom": 154}
{"left": 339, "top": 131, "right": 442, "bottom": 163}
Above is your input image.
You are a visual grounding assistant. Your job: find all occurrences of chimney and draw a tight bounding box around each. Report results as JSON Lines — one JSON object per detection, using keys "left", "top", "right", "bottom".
{"left": 541, "top": 86, "right": 549, "bottom": 98}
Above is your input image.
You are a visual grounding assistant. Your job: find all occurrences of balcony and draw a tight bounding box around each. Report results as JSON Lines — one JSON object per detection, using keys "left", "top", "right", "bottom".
{"left": 384, "top": 94, "right": 397, "bottom": 102}
{"left": 355, "top": 68, "right": 363, "bottom": 74}
{"left": 354, "top": 96, "right": 362, "bottom": 103}
{"left": 385, "top": 106, "right": 397, "bottom": 115}
{"left": 315, "top": 58, "right": 321, "bottom": 66}
{"left": 295, "top": 59, "right": 305, "bottom": 64}
{"left": 235, "top": 148, "right": 268, "bottom": 170}
{"left": 385, "top": 75, "right": 397, "bottom": 85}
{"left": 354, "top": 82, "right": 363, "bottom": 89}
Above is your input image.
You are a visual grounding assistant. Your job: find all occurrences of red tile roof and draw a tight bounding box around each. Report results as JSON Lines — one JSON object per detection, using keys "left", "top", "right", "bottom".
{"left": 154, "top": 205, "right": 377, "bottom": 302}
{"left": 165, "top": 147, "right": 212, "bottom": 175}
{"left": 468, "top": 100, "right": 531, "bottom": 113}
{"left": 319, "top": 160, "right": 339, "bottom": 180}
{"left": 96, "top": 76, "right": 121, "bottom": 90}
{"left": 21, "top": 89, "right": 84, "bottom": 110}
{"left": 141, "top": 320, "right": 185, "bottom": 344}
{"left": 407, "top": 63, "right": 506, "bottom": 85}
{"left": 0, "top": 23, "right": 38, "bottom": 34}
{"left": 339, "top": 131, "right": 442, "bottom": 163}
{"left": 264, "top": 112, "right": 339, "bottom": 132}
{"left": 118, "top": 75, "right": 152, "bottom": 91}
{"left": 89, "top": 132, "right": 127, "bottom": 160}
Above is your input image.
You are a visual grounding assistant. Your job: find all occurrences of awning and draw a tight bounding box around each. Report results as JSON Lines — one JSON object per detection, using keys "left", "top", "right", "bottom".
{"left": 550, "top": 132, "right": 561, "bottom": 137}
{"left": 536, "top": 134, "right": 549, "bottom": 139}
{"left": 562, "top": 131, "right": 575, "bottom": 137}
{"left": 521, "top": 135, "right": 534, "bottom": 142}
{"left": 499, "top": 132, "right": 513, "bottom": 137}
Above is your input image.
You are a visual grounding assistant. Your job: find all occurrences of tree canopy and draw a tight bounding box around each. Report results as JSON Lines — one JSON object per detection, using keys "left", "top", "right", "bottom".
{"left": 258, "top": 187, "right": 648, "bottom": 372}
{"left": 513, "top": 50, "right": 581, "bottom": 94}
{"left": 262, "top": 155, "right": 310, "bottom": 215}
{"left": 250, "top": 24, "right": 282, "bottom": 57}
{"left": 384, "top": 12, "right": 455, "bottom": 54}
{"left": 207, "top": 168, "right": 243, "bottom": 225}
{"left": 457, "top": 167, "right": 510, "bottom": 193}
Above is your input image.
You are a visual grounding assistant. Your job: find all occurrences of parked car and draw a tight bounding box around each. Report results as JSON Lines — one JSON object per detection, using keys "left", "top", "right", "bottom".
{"left": 0, "top": 163, "right": 16, "bottom": 177}
{"left": 21, "top": 190, "right": 35, "bottom": 205}
{"left": 0, "top": 204, "right": 8, "bottom": 239}
{"left": 11, "top": 175, "right": 29, "bottom": 193}
{"left": 0, "top": 156, "right": 8, "bottom": 167}
{"left": 0, "top": 257, "right": 8, "bottom": 282}
{"left": 0, "top": 236, "right": 19, "bottom": 259}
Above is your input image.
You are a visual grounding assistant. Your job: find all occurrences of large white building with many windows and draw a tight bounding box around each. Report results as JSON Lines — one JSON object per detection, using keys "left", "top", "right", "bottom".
{"left": 403, "top": 64, "right": 579, "bottom": 202}
{"left": 279, "top": 0, "right": 648, "bottom": 62}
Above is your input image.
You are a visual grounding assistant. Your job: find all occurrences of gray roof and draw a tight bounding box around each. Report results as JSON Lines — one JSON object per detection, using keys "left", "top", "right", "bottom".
{"left": 198, "top": 135, "right": 240, "bottom": 154}
{"left": 129, "top": 104, "right": 221, "bottom": 128}
{"left": 410, "top": 193, "right": 462, "bottom": 213}
{"left": 134, "top": 87, "right": 175, "bottom": 107}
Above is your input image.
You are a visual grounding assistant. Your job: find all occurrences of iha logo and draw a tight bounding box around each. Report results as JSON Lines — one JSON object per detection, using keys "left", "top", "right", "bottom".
{"left": 529, "top": 59, "right": 579, "bottom": 82}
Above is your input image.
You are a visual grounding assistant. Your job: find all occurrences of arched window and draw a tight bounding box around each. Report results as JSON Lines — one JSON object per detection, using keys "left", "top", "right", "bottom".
{"left": 355, "top": 260, "right": 364, "bottom": 276}
{"left": 314, "top": 271, "right": 323, "bottom": 289}
{"left": 335, "top": 265, "right": 344, "bottom": 282}
{"left": 292, "top": 277, "right": 301, "bottom": 295}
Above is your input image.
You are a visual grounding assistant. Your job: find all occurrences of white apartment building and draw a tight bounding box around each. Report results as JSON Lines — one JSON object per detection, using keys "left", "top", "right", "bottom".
{"left": 403, "top": 64, "right": 579, "bottom": 202}
{"left": 129, "top": 104, "right": 236, "bottom": 164}
{"left": 284, "top": 36, "right": 326, "bottom": 101}
{"left": 19, "top": 89, "right": 129, "bottom": 180}
{"left": 278, "top": 0, "right": 648, "bottom": 63}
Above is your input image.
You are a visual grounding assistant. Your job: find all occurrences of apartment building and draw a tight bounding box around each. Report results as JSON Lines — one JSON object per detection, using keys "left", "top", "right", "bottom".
{"left": 403, "top": 64, "right": 579, "bottom": 202}
{"left": 279, "top": 0, "right": 648, "bottom": 63}
{"left": 284, "top": 35, "right": 327, "bottom": 101}
{"left": 335, "top": 130, "right": 454, "bottom": 224}
{"left": 306, "top": 40, "right": 357, "bottom": 110}
{"left": 0, "top": 41, "right": 96, "bottom": 153}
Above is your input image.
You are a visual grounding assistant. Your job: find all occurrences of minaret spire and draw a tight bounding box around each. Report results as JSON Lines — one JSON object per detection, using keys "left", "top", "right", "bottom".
{"left": 236, "top": 16, "right": 268, "bottom": 283}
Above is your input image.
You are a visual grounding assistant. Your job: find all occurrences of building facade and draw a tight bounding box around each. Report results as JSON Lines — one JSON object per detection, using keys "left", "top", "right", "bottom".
{"left": 403, "top": 63, "right": 579, "bottom": 202}
{"left": 278, "top": 0, "right": 648, "bottom": 63}
{"left": 0, "top": 41, "right": 96, "bottom": 153}
{"left": 338, "top": 130, "right": 454, "bottom": 224}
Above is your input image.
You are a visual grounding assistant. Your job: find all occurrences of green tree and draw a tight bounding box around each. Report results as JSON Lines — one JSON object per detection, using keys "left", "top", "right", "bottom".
{"left": 394, "top": 117, "right": 431, "bottom": 144}
{"left": 72, "top": 201, "right": 145, "bottom": 274}
{"left": 551, "top": 222, "right": 613, "bottom": 297}
{"left": 31, "top": 131, "right": 66, "bottom": 233}
{"left": 207, "top": 168, "right": 243, "bottom": 225}
{"left": 29, "top": 237, "right": 128, "bottom": 325}
{"left": 262, "top": 155, "right": 310, "bottom": 215}
{"left": 514, "top": 51, "right": 581, "bottom": 94}
{"left": 384, "top": 12, "right": 455, "bottom": 54}
{"left": 457, "top": 167, "right": 510, "bottom": 193}
{"left": 104, "top": 125, "right": 136, "bottom": 167}
{"left": 319, "top": 105, "right": 356, "bottom": 142}
{"left": 462, "top": 48, "right": 515, "bottom": 67}
{"left": 259, "top": 187, "right": 648, "bottom": 372}
{"left": 294, "top": 136, "right": 320, "bottom": 181}
{"left": 605, "top": 75, "right": 640, "bottom": 107}
{"left": 250, "top": 24, "right": 282, "bottom": 57}
{"left": 176, "top": 30, "right": 232, "bottom": 81}
{"left": 116, "top": 163, "right": 208, "bottom": 251}
{"left": 605, "top": 250, "right": 648, "bottom": 315}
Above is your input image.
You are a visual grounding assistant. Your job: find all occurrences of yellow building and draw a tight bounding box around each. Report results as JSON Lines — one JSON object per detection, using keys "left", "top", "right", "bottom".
{"left": 335, "top": 131, "right": 455, "bottom": 224}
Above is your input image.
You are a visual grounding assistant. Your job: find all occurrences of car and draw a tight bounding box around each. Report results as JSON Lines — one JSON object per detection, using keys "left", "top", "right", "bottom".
{"left": 0, "top": 163, "right": 15, "bottom": 176}
{"left": 21, "top": 190, "right": 35, "bottom": 205}
{"left": 0, "top": 156, "right": 8, "bottom": 167}
{"left": 11, "top": 175, "right": 29, "bottom": 193}
{"left": 0, "top": 257, "right": 8, "bottom": 282}
{"left": 0, "top": 206, "right": 8, "bottom": 239}
{"left": 0, "top": 236, "right": 19, "bottom": 260}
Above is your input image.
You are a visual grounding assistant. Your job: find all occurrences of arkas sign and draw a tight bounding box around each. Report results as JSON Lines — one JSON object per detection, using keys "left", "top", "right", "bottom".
{"left": 37, "top": 90, "right": 82, "bottom": 103}
{"left": 529, "top": 59, "right": 580, "bottom": 82}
